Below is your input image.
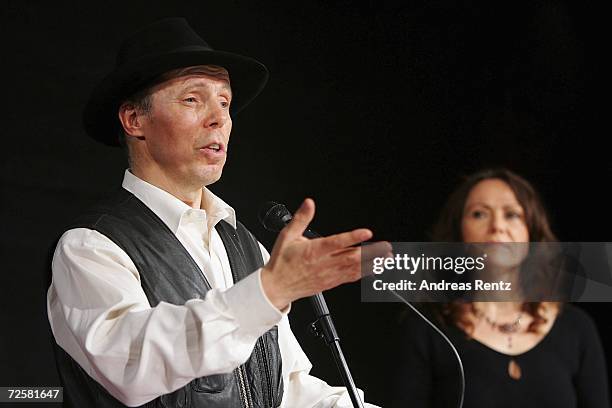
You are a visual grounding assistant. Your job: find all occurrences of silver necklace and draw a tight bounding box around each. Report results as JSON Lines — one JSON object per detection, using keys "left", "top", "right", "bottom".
{"left": 473, "top": 308, "right": 524, "bottom": 380}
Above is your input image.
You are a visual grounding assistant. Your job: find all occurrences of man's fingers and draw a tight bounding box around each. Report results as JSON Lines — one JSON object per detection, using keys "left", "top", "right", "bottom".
{"left": 326, "top": 240, "right": 391, "bottom": 262}
{"left": 311, "top": 228, "right": 373, "bottom": 255}
{"left": 281, "top": 198, "right": 316, "bottom": 240}
{"left": 317, "top": 241, "right": 392, "bottom": 276}
{"left": 361, "top": 241, "right": 393, "bottom": 261}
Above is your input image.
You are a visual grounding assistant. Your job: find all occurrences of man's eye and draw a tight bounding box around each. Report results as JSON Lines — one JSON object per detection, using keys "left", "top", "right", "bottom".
{"left": 220, "top": 100, "right": 230, "bottom": 108}
{"left": 183, "top": 97, "right": 197, "bottom": 103}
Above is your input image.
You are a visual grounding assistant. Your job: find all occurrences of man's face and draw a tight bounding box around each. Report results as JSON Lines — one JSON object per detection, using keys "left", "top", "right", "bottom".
{"left": 137, "top": 65, "right": 233, "bottom": 187}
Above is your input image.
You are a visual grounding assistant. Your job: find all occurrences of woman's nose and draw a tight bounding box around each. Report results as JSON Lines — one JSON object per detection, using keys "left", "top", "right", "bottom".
{"left": 489, "top": 212, "right": 507, "bottom": 234}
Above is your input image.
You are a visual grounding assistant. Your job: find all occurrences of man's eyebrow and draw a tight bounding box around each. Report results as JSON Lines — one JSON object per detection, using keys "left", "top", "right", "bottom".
{"left": 221, "top": 82, "right": 232, "bottom": 95}
{"left": 179, "top": 80, "right": 232, "bottom": 96}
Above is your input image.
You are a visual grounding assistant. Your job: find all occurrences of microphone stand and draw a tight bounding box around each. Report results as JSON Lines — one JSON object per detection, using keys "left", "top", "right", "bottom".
{"left": 308, "top": 292, "right": 365, "bottom": 408}
{"left": 302, "top": 230, "right": 365, "bottom": 408}
{"left": 260, "top": 203, "right": 365, "bottom": 408}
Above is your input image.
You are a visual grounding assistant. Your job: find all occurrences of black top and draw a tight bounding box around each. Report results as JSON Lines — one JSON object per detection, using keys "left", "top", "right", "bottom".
{"left": 390, "top": 304, "right": 610, "bottom": 408}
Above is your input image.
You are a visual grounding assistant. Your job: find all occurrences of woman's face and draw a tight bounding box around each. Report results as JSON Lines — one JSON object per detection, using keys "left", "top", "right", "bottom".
{"left": 461, "top": 179, "right": 530, "bottom": 271}
{"left": 461, "top": 178, "right": 529, "bottom": 243}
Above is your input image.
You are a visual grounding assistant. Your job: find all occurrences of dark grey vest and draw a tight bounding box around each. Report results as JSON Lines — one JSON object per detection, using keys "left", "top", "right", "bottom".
{"left": 52, "top": 188, "right": 283, "bottom": 408}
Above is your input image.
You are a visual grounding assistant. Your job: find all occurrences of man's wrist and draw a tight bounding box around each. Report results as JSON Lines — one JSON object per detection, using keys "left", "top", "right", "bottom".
{"left": 260, "top": 267, "right": 290, "bottom": 311}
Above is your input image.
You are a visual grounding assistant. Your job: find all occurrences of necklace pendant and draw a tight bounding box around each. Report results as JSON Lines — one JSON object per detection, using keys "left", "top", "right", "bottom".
{"left": 508, "top": 359, "right": 522, "bottom": 380}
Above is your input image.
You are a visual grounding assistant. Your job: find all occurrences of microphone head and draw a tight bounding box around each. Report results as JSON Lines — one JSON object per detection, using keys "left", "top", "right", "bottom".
{"left": 259, "top": 201, "right": 292, "bottom": 232}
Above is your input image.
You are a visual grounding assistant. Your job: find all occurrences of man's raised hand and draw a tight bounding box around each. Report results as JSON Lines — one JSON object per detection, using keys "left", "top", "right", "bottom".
{"left": 260, "top": 198, "right": 392, "bottom": 310}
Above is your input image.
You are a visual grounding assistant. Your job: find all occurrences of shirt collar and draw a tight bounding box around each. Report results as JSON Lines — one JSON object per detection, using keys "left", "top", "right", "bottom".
{"left": 121, "top": 169, "right": 237, "bottom": 233}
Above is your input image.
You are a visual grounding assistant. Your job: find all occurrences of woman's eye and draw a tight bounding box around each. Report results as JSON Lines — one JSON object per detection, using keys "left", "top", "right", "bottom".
{"left": 506, "top": 211, "right": 522, "bottom": 220}
{"left": 471, "top": 210, "right": 486, "bottom": 219}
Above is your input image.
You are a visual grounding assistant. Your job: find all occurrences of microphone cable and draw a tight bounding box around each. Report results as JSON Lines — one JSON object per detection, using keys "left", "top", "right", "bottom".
{"left": 386, "top": 290, "right": 465, "bottom": 408}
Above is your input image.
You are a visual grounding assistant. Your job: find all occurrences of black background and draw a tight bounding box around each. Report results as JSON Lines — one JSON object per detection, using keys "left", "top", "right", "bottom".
{"left": 1, "top": 1, "right": 611, "bottom": 406}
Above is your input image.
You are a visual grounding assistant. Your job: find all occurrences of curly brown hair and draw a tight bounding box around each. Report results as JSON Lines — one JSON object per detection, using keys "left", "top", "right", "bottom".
{"left": 430, "top": 168, "right": 559, "bottom": 334}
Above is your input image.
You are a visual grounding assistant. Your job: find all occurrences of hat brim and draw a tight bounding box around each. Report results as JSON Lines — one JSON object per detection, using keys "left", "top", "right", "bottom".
{"left": 83, "top": 49, "right": 268, "bottom": 146}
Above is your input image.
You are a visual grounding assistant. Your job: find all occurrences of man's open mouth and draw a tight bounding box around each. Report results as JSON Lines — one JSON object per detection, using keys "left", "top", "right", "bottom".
{"left": 200, "top": 143, "right": 223, "bottom": 152}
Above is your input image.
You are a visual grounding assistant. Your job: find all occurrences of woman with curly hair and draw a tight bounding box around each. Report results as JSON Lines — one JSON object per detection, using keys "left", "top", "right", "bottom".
{"left": 391, "top": 168, "right": 609, "bottom": 408}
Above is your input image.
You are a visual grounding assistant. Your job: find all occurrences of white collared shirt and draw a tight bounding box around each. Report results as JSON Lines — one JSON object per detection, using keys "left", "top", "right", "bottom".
{"left": 47, "top": 170, "right": 376, "bottom": 407}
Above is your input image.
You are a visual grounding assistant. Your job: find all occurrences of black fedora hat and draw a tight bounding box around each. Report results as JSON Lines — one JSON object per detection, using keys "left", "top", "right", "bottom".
{"left": 83, "top": 17, "right": 269, "bottom": 146}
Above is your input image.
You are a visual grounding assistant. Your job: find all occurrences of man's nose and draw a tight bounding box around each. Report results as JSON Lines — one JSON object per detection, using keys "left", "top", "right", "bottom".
{"left": 203, "top": 105, "right": 229, "bottom": 129}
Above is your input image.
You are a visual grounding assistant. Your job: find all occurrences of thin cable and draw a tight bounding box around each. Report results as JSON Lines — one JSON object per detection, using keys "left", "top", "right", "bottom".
{"left": 387, "top": 289, "right": 465, "bottom": 408}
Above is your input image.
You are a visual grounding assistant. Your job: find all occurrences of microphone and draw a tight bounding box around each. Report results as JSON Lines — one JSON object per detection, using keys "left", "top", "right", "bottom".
{"left": 258, "top": 201, "right": 319, "bottom": 239}
{"left": 258, "top": 200, "right": 364, "bottom": 408}
{"left": 258, "top": 200, "right": 332, "bottom": 314}
{"left": 258, "top": 201, "right": 327, "bottom": 316}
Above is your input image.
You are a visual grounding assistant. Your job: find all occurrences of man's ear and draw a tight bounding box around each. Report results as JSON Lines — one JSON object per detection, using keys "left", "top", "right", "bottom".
{"left": 118, "top": 103, "right": 146, "bottom": 140}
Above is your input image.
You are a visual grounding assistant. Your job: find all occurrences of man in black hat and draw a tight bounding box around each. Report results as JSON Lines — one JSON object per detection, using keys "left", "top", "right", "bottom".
{"left": 47, "top": 18, "right": 387, "bottom": 407}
